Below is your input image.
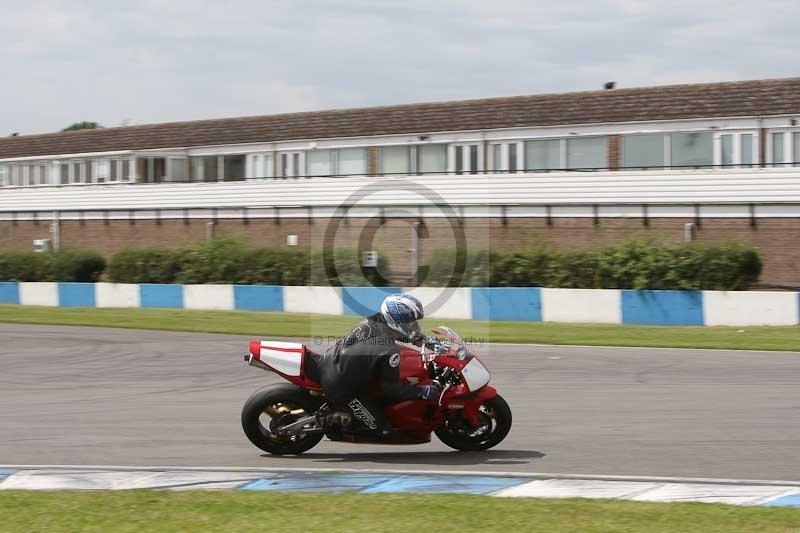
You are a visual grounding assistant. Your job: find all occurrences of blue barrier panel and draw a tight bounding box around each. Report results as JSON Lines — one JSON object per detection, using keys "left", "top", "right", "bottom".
{"left": 234, "top": 285, "right": 284, "bottom": 312}
{"left": 342, "top": 287, "right": 402, "bottom": 316}
{"left": 621, "top": 290, "right": 704, "bottom": 326}
{"left": 0, "top": 282, "right": 20, "bottom": 304}
{"left": 58, "top": 283, "right": 96, "bottom": 307}
{"left": 140, "top": 284, "right": 184, "bottom": 308}
{"left": 471, "top": 287, "right": 542, "bottom": 322}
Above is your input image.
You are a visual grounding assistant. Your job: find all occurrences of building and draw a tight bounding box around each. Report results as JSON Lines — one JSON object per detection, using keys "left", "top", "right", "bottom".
{"left": 1, "top": 77, "right": 800, "bottom": 284}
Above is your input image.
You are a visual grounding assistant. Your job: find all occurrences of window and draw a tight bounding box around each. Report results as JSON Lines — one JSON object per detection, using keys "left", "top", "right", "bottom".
{"left": 795, "top": 133, "right": 800, "bottom": 167}
{"left": 741, "top": 134, "right": 754, "bottom": 166}
{"left": 721, "top": 135, "right": 734, "bottom": 166}
{"left": 60, "top": 163, "right": 69, "bottom": 184}
{"left": 21, "top": 165, "right": 31, "bottom": 186}
{"left": 278, "top": 151, "right": 304, "bottom": 177}
{"left": 307, "top": 148, "right": 367, "bottom": 177}
{"left": 378, "top": 144, "right": 446, "bottom": 175}
{"left": 39, "top": 163, "right": 50, "bottom": 185}
{"left": 566, "top": 137, "right": 607, "bottom": 169}
{"left": 671, "top": 132, "right": 713, "bottom": 167}
{"left": 307, "top": 149, "right": 333, "bottom": 176}
{"left": 203, "top": 156, "right": 219, "bottom": 181}
{"left": 380, "top": 146, "right": 411, "bottom": 175}
{"left": 450, "top": 143, "right": 481, "bottom": 174}
{"left": 719, "top": 133, "right": 755, "bottom": 168}
{"left": 0, "top": 164, "right": 7, "bottom": 186}
{"left": 771, "top": 133, "right": 785, "bottom": 165}
{"left": 525, "top": 139, "right": 561, "bottom": 171}
{"left": 338, "top": 148, "right": 367, "bottom": 176}
{"left": 169, "top": 159, "right": 188, "bottom": 182}
{"left": 190, "top": 156, "right": 220, "bottom": 181}
{"left": 250, "top": 153, "right": 274, "bottom": 178}
{"left": 491, "top": 145, "right": 502, "bottom": 171}
{"left": 418, "top": 144, "right": 447, "bottom": 174}
{"left": 223, "top": 155, "right": 245, "bottom": 181}
{"left": 137, "top": 157, "right": 167, "bottom": 183}
{"left": 622, "top": 134, "right": 665, "bottom": 169}
{"left": 121, "top": 159, "right": 130, "bottom": 181}
{"left": 85, "top": 160, "right": 94, "bottom": 183}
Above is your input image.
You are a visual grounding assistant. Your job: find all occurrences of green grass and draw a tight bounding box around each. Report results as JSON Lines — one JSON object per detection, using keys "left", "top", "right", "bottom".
{"left": 0, "top": 491, "right": 797, "bottom": 532}
{"left": 1, "top": 304, "right": 800, "bottom": 351}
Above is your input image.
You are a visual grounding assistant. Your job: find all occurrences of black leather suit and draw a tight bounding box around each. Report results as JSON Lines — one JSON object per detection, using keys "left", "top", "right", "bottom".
{"left": 318, "top": 314, "right": 420, "bottom": 432}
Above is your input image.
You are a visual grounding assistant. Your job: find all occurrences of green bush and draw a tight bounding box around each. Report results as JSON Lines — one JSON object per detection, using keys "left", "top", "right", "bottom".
{"left": 0, "top": 251, "right": 47, "bottom": 281}
{"left": 0, "top": 249, "right": 105, "bottom": 282}
{"left": 422, "top": 241, "right": 761, "bottom": 290}
{"left": 107, "top": 241, "right": 392, "bottom": 286}
{"left": 107, "top": 248, "right": 182, "bottom": 284}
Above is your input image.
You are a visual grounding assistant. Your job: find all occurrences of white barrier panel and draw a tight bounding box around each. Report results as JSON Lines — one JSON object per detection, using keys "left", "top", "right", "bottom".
{"left": 183, "top": 284, "right": 234, "bottom": 311}
{"left": 18, "top": 282, "right": 58, "bottom": 306}
{"left": 541, "top": 288, "right": 622, "bottom": 324}
{"left": 403, "top": 287, "right": 472, "bottom": 320}
{"left": 284, "top": 286, "right": 343, "bottom": 315}
{"left": 95, "top": 283, "right": 140, "bottom": 308}
{"left": 703, "top": 291, "right": 799, "bottom": 326}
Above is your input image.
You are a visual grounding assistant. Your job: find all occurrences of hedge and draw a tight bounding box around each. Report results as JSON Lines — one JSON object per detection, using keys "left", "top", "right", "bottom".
{"left": 0, "top": 240, "right": 761, "bottom": 290}
{"left": 106, "top": 240, "right": 392, "bottom": 287}
{"left": 0, "top": 249, "right": 106, "bottom": 282}
{"left": 421, "top": 241, "right": 762, "bottom": 291}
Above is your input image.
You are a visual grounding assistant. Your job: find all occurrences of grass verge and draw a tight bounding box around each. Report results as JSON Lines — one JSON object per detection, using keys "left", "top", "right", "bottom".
{"left": 0, "top": 304, "right": 799, "bottom": 351}
{"left": 0, "top": 491, "right": 798, "bottom": 532}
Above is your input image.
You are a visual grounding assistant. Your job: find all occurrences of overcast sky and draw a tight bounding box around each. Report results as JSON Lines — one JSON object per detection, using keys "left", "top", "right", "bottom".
{"left": 2, "top": 0, "right": 798, "bottom": 135}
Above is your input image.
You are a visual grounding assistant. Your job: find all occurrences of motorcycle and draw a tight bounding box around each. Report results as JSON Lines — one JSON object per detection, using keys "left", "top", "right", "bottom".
{"left": 240, "top": 326, "right": 512, "bottom": 455}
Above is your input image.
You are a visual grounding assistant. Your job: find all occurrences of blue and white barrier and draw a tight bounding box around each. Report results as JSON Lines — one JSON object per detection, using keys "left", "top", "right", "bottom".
{"left": 0, "top": 282, "right": 798, "bottom": 326}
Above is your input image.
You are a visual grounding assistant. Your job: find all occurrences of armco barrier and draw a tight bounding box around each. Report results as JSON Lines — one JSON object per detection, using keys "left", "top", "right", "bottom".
{"left": 0, "top": 282, "right": 798, "bottom": 327}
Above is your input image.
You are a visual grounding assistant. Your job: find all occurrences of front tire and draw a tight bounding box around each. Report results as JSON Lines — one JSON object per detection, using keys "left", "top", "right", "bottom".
{"left": 241, "top": 383, "right": 324, "bottom": 455}
{"left": 434, "top": 394, "right": 512, "bottom": 451}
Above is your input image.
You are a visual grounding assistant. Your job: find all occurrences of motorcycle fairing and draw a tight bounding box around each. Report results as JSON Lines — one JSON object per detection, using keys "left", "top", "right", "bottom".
{"left": 248, "top": 340, "right": 323, "bottom": 390}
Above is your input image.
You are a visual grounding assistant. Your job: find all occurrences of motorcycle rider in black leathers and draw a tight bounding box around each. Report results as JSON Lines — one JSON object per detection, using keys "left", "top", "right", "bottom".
{"left": 318, "top": 293, "right": 440, "bottom": 434}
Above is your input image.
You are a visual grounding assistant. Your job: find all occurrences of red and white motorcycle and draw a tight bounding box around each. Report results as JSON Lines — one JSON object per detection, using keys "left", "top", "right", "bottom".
{"left": 241, "top": 327, "right": 511, "bottom": 454}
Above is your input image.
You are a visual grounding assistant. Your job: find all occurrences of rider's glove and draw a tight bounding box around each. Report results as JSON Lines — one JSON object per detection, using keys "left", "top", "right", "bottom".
{"left": 410, "top": 332, "right": 429, "bottom": 347}
{"left": 417, "top": 384, "right": 442, "bottom": 401}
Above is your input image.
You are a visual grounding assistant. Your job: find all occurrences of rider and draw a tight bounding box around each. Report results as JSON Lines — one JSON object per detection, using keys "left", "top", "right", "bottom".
{"left": 317, "top": 293, "right": 441, "bottom": 434}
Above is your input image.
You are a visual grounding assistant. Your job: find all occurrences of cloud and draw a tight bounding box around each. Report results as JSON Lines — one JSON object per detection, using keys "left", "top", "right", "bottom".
{"left": 0, "top": 0, "right": 798, "bottom": 135}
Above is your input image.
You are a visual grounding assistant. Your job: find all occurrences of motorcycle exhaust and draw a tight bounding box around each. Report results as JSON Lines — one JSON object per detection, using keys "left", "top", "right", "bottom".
{"left": 244, "top": 353, "right": 271, "bottom": 371}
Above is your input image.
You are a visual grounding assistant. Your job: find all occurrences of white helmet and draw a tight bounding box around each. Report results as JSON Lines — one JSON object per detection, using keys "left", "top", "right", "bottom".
{"left": 380, "top": 293, "right": 424, "bottom": 341}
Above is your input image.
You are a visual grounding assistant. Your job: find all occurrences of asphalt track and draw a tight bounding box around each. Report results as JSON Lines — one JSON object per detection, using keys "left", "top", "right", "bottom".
{"left": 1, "top": 324, "right": 798, "bottom": 481}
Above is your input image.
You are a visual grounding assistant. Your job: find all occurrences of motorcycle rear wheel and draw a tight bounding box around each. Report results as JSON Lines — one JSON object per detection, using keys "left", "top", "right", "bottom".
{"left": 241, "top": 383, "right": 324, "bottom": 455}
{"left": 434, "top": 394, "right": 512, "bottom": 451}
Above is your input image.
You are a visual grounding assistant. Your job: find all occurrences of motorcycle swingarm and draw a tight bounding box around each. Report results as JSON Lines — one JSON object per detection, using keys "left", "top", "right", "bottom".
{"left": 275, "top": 415, "right": 323, "bottom": 436}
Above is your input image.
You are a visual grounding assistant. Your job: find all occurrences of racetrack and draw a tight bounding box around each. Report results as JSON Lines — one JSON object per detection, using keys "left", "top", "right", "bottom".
{"left": 1, "top": 324, "right": 798, "bottom": 481}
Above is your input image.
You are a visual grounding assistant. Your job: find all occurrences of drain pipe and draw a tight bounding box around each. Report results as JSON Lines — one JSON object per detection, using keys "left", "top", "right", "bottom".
{"left": 50, "top": 211, "right": 61, "bottom": 251}
{"left": 410, "top": 221, "right": 420, "bottom": 287}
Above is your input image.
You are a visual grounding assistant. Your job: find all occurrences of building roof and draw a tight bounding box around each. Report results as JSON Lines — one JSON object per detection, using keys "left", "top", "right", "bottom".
{"left": 2, "top": 77, "right": 800, "bottom": 160}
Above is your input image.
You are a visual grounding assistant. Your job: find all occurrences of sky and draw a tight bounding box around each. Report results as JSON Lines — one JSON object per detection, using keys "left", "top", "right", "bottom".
{"left": 1, "top": 0, "right": 798, "bottom": 135}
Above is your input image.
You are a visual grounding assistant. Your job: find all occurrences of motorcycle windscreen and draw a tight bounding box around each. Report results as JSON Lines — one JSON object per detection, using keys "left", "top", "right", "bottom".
{"left": 460, "top": 357, "right": 491, "bottom": 391}
{"left": 255, "top": 341, "right": 304, "bottom": 376}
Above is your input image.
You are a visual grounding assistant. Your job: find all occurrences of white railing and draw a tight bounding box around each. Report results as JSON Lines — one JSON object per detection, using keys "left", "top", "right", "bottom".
{"left": 1, "top": 168, "right": 800, "bottom": 216}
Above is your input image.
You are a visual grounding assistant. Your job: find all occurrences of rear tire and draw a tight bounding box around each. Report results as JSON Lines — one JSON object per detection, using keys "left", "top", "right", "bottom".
{"left": 241, "top": 383, "right": 324, "bottom": 455}
{"left": 434, "top": 394, "right": 512, "bottom": 451}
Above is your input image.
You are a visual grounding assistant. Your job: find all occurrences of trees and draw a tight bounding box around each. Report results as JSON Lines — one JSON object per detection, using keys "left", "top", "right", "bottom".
{"left": 61, "top": 121, "right": 102, "bottom": 132}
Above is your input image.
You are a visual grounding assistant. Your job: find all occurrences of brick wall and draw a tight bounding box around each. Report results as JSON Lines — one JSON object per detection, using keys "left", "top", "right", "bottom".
{"left": 1, "top": 216, "right": 797, "bottom": 284}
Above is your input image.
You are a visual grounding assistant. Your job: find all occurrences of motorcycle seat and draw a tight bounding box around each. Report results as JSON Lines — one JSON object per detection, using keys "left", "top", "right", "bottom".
{"left": 304, "top": 349, "right": 322, "bottom": 382}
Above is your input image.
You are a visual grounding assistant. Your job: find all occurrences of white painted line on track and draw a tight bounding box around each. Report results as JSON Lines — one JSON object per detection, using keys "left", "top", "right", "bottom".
{"left": 2, "top": 465, "right": 799, "bottom": 487}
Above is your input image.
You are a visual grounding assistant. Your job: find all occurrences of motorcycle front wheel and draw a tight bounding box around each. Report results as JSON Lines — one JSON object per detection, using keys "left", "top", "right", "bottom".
{"left": 434, "top": 394, "right": 512, "bottom": 451}
{"left": 241, "top": 383, "right": 324, "bottom": 455}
